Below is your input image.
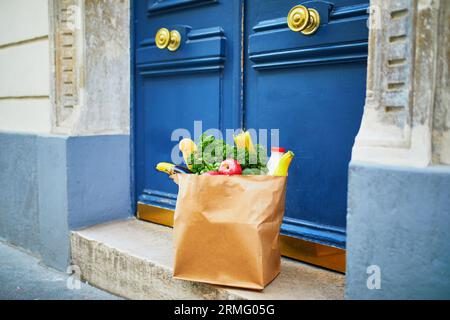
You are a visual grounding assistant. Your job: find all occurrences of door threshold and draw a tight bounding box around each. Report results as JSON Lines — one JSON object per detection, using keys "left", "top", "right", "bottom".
{"left": 72, "top": 218, "right": 345, "bottom": 299}
{"left": 137, "top": 203, "right": 346, "bottom": 273}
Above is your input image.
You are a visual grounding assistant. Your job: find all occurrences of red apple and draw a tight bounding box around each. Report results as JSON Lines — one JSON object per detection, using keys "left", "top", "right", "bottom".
{"left": 218, "top": 159, "right": 242, "bottom": 175}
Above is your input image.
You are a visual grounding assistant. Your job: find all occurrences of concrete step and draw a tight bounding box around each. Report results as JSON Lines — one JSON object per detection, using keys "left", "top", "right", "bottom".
{"left": 70, "top": 219, "right": 345, "bottom": 300}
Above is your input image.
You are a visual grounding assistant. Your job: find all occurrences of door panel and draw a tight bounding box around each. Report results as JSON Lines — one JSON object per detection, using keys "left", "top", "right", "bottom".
{"left": 142, "top": 74, "right": 221, "bottom": 197}
{"left": 245, "top": 0, "right": 369, "bottom": 248}
{"left": 134, "top": 1, "right": 242, "bottom": 210}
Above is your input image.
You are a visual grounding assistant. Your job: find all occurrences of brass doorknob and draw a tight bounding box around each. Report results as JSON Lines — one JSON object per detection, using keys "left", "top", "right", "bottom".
{"left": 287, "top": 5, "right": 321, "bottom": 35}
{"left": 155, "top": 28, "right": 181, "bottom": 51}
{"left": 167, "top": 30, "right": 181, "bottom": 52}
{"left": 156, "top": 28, "right": 170, "bottom": 49}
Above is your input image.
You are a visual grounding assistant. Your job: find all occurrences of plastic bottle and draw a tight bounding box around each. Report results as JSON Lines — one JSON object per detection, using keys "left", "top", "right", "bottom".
{"left": 267, "top": 147, "right": 286, "bottom": 175}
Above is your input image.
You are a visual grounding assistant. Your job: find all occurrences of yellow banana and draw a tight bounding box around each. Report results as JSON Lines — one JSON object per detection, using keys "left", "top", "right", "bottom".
{"left": 156, "top": 162, "right": 192, "bottom": 175}
{"left": 156, "top": 162, "right": 175, "bottom": 175}
{"left": 272, "top": 151, "right": 295, "bottom": 177}
{"left": 179, "top": 138, "right": 197, "bottom": 169}
{"left": 233, "top": 131, "right": 255, "bottom": 152}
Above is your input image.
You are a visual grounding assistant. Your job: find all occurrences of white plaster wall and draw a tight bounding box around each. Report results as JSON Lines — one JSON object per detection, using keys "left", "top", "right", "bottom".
{"left": 0, "top": 0, "right": 51, "bottom": 133}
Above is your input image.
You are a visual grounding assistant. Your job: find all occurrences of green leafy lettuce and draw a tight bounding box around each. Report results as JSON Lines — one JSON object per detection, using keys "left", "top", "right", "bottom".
{"left": 187, "top": 133, "right": 268, "bottom": 175}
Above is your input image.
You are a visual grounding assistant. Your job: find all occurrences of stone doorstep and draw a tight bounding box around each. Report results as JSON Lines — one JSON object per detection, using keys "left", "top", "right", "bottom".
{"left": 70, "top": 219, "right": 345, "bottom": 300}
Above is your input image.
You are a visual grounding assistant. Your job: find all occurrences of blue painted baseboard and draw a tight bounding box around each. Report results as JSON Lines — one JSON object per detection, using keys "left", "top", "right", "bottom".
{"left": 0, "top": 132, "right": 132, "bottom": 270}
{"left": 346, "top": 161, "right": 450, "bottom": 299}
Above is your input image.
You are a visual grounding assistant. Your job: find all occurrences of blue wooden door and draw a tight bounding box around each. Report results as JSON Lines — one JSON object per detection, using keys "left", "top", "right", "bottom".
{"left": 134, "top": 0, "right": 369, "bottom": 249}
{"left": 245, "top": 0, "right": 369, "bottom": 248}
{"left": 134, "top": 0, "right": 243, "bottom": 209}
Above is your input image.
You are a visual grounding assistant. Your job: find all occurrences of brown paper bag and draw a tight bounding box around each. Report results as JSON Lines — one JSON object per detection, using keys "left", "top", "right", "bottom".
{"left": 172, "top": 174, "right": 287, "bottom": 290}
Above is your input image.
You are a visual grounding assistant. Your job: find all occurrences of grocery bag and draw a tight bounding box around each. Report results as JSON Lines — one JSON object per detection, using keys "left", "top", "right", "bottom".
{"left": 172, "top": 174, "right": 287, "bottom": 290}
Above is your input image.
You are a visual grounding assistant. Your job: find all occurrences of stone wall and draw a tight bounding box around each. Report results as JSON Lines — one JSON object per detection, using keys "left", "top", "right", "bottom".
{"left": 347, "top": 163, "right": 450, "bottom": 299}
{"left": 346, "top": 0, "right": 450, "bottom": 299}
{"left": 50, "top": 0, "right": 130, "bottom": 135}
{"left": 0, "top": 134, "right": 41, "bottom": 253}
{"left": 352, "top": 0, "right": 446, "bottom": 167}
{"left": 0, "top": 0, "right": 132, "bottom": 271}
{"left": 0, "top": 132, "right": 132, "bottom": 270}
{"left": 0, "top": 0, "right": 51, "bottom": 132}
{"left": 432, "top": 2, "right": 450, "bottom": 165}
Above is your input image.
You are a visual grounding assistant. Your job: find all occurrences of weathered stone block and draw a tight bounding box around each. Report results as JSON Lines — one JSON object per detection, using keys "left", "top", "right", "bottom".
{"left": 71, "top": 219, "right": 345, "bottom": 300}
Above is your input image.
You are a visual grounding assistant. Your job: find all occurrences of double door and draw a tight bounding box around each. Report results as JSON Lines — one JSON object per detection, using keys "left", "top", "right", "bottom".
{"left": 134, "top": 0, "right": 369, "bottom": 252}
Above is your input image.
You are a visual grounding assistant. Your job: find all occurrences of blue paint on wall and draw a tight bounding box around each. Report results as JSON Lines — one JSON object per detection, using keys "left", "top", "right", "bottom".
{"left": 37, "top": 135, "right": 70, "bottom": 270}
{"left": 346, "top": 162, "right": 450, "bottom": 299}
{"left": 66, "top": 135, "right": 132, "bottom": 229}
{"left": 0, "top": 133, "right": 40, "bottom": 254}
{"left": 0, "top": 132, "right": 132, "bottom": 271}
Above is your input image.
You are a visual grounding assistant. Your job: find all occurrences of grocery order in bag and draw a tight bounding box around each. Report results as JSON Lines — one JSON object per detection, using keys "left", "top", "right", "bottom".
{"left": 156, "top": 131, "right": 294, "bottom": 290}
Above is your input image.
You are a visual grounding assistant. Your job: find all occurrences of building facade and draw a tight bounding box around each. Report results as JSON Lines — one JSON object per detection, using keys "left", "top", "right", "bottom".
{"left": 0, "top": 0, "right": 449, "bottom": 299}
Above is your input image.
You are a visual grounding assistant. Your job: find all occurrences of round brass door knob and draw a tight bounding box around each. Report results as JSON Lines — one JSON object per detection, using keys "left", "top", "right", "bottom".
{"left": 155, "top": 28, "right": 170, "bottom": 49}
{"left": 168, "top": 30, "right": 181, "bottom": 52}
{"left": 287, "top": 5, "right": 321, "bottom": 35}
{"left": 155, "top": 28, "right": 181, "bottom": 51}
